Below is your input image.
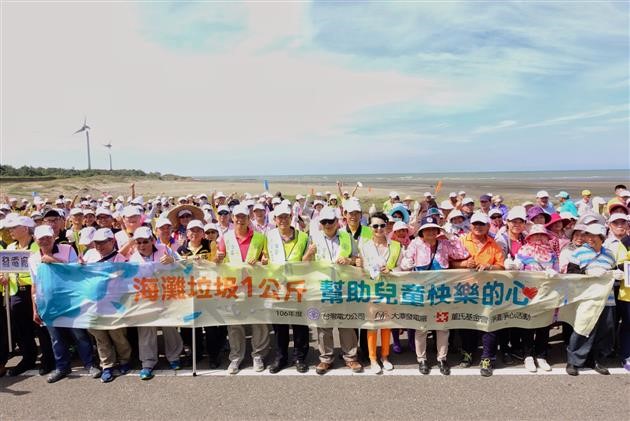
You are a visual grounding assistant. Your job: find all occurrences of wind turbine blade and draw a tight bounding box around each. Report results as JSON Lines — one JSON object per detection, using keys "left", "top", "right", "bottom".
{"left": 74, "top": 127, "right": 84, "bottom": 134}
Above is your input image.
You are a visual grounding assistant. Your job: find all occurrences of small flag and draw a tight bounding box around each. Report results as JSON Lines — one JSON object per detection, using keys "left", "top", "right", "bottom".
{"left": 435, "top": 180, "right": 443, "bottom": 194}
{"left": 32, "top": 191, "right": 37, "bottom": 197}
{"left": 263, "top": 180, "right": 269, "bottom": 191}
{"left": 310, "top": 188, "right": 315, "bottom": 195}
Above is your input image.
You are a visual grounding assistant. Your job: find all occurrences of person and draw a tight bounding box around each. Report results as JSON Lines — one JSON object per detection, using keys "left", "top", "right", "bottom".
{"left": 302, "top": 207, "right": 363, "bottom": 375}
{"left": 128, "top": 226, "right": 183, "bottom": 380}
{"left": 95, "top": 207, "right": 119, "bottom": 233}
{"left": 606, "top": 184, "right": 628, "bottom": 211}
{"left": 1, "top": 215, "right": 55, "bottom": 377}
{"left": 460, "top": 198, "right": 475, "bottom": 220}
{"left": 83, "top": 228, "right": 131, "bottom": 383}
{"left": 565, "top": 224, "right": 616, "bottom": 375}
{"left": 513, "top": 225, "right": 559, "bottom": 372}
{"left": 527, "top": 206, "right": 551, "bottom": 228}
{"left": 535, "top": 191, "right": 555, "bottom": 215}
{"left": 155, "top": 217, "right": 178, "bottom": 252}
{"left": 204, "top": 223, "right": 220, "bottom": 247}
{"left": 252, "top": 203, "right": 274, "bottom": 234}
{"left": 264, "top": 205, "right": 310, "bottom": 373}
{"left": 457, "top": 212, "right": 505, "bottom": 376}
{"left": 382, "top": 192, "right": 400, "bottom": 213}
{"left": 216, "top": 204, "right": 270, "bottom": 375}
{"left": 576, "top": 190, "right": 593, "bottom": 216}
{"left": 488, "top": 208, "right": 504, "bottom": 238}
{"left": 215, "top": 205, "right": 233, "bottom": 236}
{"left": 479, "top": 195, "right": 492, "bottom": 215}
{"left": 491, "top": 195, "right": 509, "bottom": 219}
{"left": 114, "top": 206, "right": 143, "bottom": 257}
{"left": 357, "top": 212, "right": 403, "bottom": 374}
{"left": 401, "top": 216, "right": 469, "bottom": 375}
{"left": 29, "top": 225, "right": 98, "bottom": 383}
{"left": 555, "top": 191, "right": 578, "bottom": 217}
{"left": 443, "top": 210, "right": 470, "bottom": 237}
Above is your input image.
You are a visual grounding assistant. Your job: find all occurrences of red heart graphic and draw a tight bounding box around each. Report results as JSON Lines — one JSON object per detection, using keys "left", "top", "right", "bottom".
{"left": 523, "top": 287, "right": 538, "bottom": 300}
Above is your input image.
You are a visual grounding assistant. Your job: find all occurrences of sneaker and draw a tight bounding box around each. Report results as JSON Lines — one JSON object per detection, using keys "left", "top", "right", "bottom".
{"left": 438, "top": 359, "right": 451, "bottom": 376}
{"left": 100, "top": 368, "right": 114, "bottom": 383}
{"left": 480, "top": 358, "right": 494, "bottom": 377}
{"left": 524, "top": 356, "right": 537, "bottom": 373}
{"left": 227, "top": 360, "right": 240, "bottom": 375}
{"left": 316, "top": 362, "right": 331, "bottom": 375}
{"left": 623, "top": 358, "right": 630, "bottom": 372}
{"left": 88, "top": 365, "right": 102, "bottom": 379}
{"left": 169, "top": 360, "right": 182, "bottom": 370}
{"left": 459, "top": 352, "right": 473, "bottom": 368}
{"left": 253, "top": 356, "right": 266, "bottom": 372}
{"left": 565, "top": 363, "right": 579, "bottom": 376}
{"left": 536, "top": 358, "right": 551, "bottom": 372}
{"left": 382, "top": 359, "right": 394, "bottom": 371}
{"left": 139, "top": 368, "right": 154, "bottom": 380}
{"left": 118, "top": 363, "right": 131, "bottom": 375}
{"left": 369, "top": 361, "right": 382, "bottom": 374}
{"left": 47, "top": 369, "right": 71, "bottom": 383}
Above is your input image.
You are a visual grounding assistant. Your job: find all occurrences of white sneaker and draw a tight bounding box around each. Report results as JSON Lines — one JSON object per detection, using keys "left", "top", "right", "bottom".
{"left": 253, "top": 356, "right": 265, "bottom": 372}
{"left": 536, "top": 358, "right": 551, "bottom": 371}
{"left": 382, "top": 359, "right": 394, "bottom": 371}
{"left": 369, "top": 361, "right": 382, "bottom": 374}
{"left": 524, "top": 356, "right": 537, "bottom": 372}
{"left": 227, "top": 360, "right": 240, "bottom": 375}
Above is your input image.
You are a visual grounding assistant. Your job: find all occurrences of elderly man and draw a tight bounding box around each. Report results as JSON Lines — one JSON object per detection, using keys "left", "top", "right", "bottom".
{"left": 115, "top": 206, "right": 144, "bottom": 257}
{"left": 576, "top": 190, "right": 594, "bottom": 216}
{"left": 536, "top": 191, "right": 555, "bottom": 215}
{"left": 555, "top": 191, "right": 579, "bottom": 217}
{"left": 479, "top": 195, "right": 492, "bottom": 215}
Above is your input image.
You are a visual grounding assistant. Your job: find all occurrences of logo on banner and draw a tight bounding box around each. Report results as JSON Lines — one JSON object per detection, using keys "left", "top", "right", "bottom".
{"left": 435, "top": 312, "right": 449, "bottom": 323}
{"left": 307, "top": 308, "right": 321, "bottom": 321}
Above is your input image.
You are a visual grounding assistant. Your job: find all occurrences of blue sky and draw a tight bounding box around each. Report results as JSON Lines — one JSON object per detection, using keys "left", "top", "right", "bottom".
{"left": 1, "top": 1, "right": 628, "bottom": 175}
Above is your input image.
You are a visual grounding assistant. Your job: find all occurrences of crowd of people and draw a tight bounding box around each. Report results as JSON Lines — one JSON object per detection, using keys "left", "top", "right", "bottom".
{"left": 0, "top": 182, "right": 628, "bottom": 383}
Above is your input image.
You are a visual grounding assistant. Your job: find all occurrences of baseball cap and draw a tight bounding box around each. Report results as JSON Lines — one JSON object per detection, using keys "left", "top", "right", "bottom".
{"left": 488, "top": 208, "right": 503, "bottom": 218}
{"left": 133, "top": 226, "right": 153, "bottom": 240}
{"left": 536, "top": 190, "right": 550, "bottom": 199}
{"left": 318, "top": 207, "right": 337, "bottom": 221}
{"left": 480, "top": 194, "right": 492, "bottom": 202}
{"left": 296, "top": 194, "right": 305, "bottom": 200}
{"left": 344, "top": 200, "right": 361, "bottom": 213}
{"left": 122, "top": 206, "right": 141, "bottom": 218}
{"left": 458, "top": 191, "right": 466, "bottom": 196}
{"left": 95, "top": 207, "right": 112, "bottom": 217}
{"left": 448, "top": 210, "right": 464, "bottom": 222}
{"left": 186, "top": 220, "right": 205, "bottom": 230}
{"left": 392, "top": 221, "right": 408, "bottom": 232}
{"left": 439, "top": 200, "right": 454, "bottom": 210}
{"left": 462, "top": 198, "right": 474, "bottom": 206}
{"left": 34, "top": 225, "right": 55, "bottom": 240}
{"left": 581, "top": 189, "right": 592, "bottom": 196}
{"left": 555, "top": 191, "right": 570, "bottom": 199}
{"left": 507, "top": 206, "right": 527, "bottom": 222}
{"left": 253, "top": 203, "right": 265, "bottom": 211}
{"left": 470, "top": 212, "right": 490, "bottom": 225}
{"left": 79, "top": 227, "right": 96, "bottom": 245}
{"left": 215, "top": 191, "right": 227, "bottom": 198}
{"left": 584, "top": 224, "right": 606, "bottom": 238}
{"left": 273, "top": 205, "right": 291, "bottom": 217}
{"left": 608, "top": 213, "right": 629, "bottom": 224}
{"left": 3, "top": 214, "right": 35, "bottom": 229}
{"left": 93, "top": 228, "right": 114, "bottom": 242}
{"left": 449, "top": 192, "right": 457, "bottom": 198}
{"left": 217, "top": 205, "right": 230, "bottom": 214}
{"left": 232, "top": 204, "right": 249, "bottom": 216}
{"left": 155, "top": 218, "right": 172, "bottom": 228}
{"left": 389, "top": 191, "right": 399, "bottom": 199}
{"left": 204, "top": 223, "right": 219, "bottom": 233}
{"left": 619, "top": 190, "right": 630, "bottom": 198}
{"left": 271, "top": 197, "right": 282, "bottom": 205}
{"left": 69, "top": 208, "right": 84, "bottom": 216}
{"left": 418, "top": 216, "right": 442, "bottom": 233}
{"left": 423, "top": 192, "right": 432, "bottom": 198}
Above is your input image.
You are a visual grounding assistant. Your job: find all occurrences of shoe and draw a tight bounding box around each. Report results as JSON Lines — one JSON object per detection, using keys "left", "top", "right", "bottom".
{"left": 591, "top": 361, "right": 610, "bottom": 375}
{"left": 253, "top": 356, "right": 266, "bottom": 373}
{"left": 169, "top": 360, "right": 182, "bottom": 370}
{"left": 369, "top": 361, "right": 382, "bottom": 374}
{"left": 88, "top": 365, "right": 102, "bottom": 379}
{"left": 524, "top": 356, "right": 537, "bottom": 373}
{"left": 139, "top": 368, "right": 154, "bottom": 380}
{"left": 295, "top": 361, "right": 308, "bottom": 373}
{"left": 623, "top": 358, "right": 630, "bottom": 372}
{"left": 118, "top": 363, "right": 131, "bottom": 375}
{"left": 47, "top": 369, "right": 71, "bottom": 383}
{"left": 511, "top": 349, "right": 525, "bottom": 361}
{"left": 392, "top": 343, "right": 402, "bottom": 354}
{"left": 565, "top": 363, "right": 579, "bottom": 376}
{"left": 38, "top": 365, "right": 53, "bottom": 376}
{"left": 268, "top": 359, "right": 286, "bottom": 374}
{"left": 418, "top": 359, "right": 430, "bottom": 375}
{"left": 382, "top": 359, "right": 394, "bottom": 371}
{"left": 438, "top": 359, "right": 450, "bottom": 376}
{"left": 501, "top": 352, "right": 514, "bottom": 365}
{"left": 7, "top": 362, "right": 35, "bottom": 377}
{"left": 536, "top": 358, "right": 551, "bottom": 372}
{"left": 227, "top": 360, "right": 240, "bottom": 375}
{"left": 480, "top": 358, "right": 494, "bottom": 377}
{"left": 316, "top": 362, "right": 331, "bottom": 375}
{"left": 345, "top": 361, "right": 363, "bottom": 373}
{"left": 459, "top": 352, "right": 473, "bottom": 368}
{"left": 100, "top": 368, "right": 114, "bottom": 383}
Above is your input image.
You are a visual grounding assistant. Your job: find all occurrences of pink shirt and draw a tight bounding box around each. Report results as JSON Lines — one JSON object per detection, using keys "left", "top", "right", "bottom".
{"left": 401, "top": 238, "right": 469, "bottom": 270}
{"left": 218, "top": 228, "right": 254, "bottom": 261}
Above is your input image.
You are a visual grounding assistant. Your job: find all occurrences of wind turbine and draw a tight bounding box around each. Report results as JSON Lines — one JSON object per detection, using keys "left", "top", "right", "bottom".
{"left": 104, "top": 142, "right": 113, "bottom": 171}
{"left": 73, "top": 117, "right": 91, "bottom": 170}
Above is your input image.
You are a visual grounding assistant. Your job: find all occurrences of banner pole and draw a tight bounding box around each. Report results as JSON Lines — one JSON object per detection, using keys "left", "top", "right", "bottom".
{"left": 5, "top": 291, "right": 12, "bottom": 353}
{"left": 191, "top": 320, "right": 197, "bottom": 376}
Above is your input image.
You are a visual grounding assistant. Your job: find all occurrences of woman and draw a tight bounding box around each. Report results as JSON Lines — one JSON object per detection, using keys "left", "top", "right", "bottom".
{"left": 545, "top": 213, "right": 570, "bottom": 255}
{"left": 513, "top": 225, "right": 559, "bottom": 372}
{"left": 443, "top": 210, "right": 470, "bottom": 237}
{"left": 357, "top": 212, "right": 403, "bottom": 374}
{"left": 388, "top": 221, "right": 414, "bottom": 354}
{"left": 155, "top": 217, "right": 178, "bottom": 253}
{"left": 401, "top": 216, "right": 470, "bottom": 375}
{"left": 488, "top": 208, "right": 504, "bottom": 238}
{"left": 527, "top": 206, "right": 551, "bottom": 228}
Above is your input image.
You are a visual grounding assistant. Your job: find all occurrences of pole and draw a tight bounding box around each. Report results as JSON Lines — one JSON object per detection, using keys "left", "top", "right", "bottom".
{"left": 109, "top": 152, "right": 112, "bottom": 171}
{"left": 5, "top": 291, "right": 12, "bottom": 353}
{"left": 86, "top": 130, "right": 92, "bottom": 170}
{"left": 191, "top": 321, "right": 197, "bottom": 376}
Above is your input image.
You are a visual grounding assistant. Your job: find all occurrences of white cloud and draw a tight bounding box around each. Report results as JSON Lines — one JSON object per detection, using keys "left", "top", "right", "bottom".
{"left": 473, "top": 120, "right": 517, "bottom": 134}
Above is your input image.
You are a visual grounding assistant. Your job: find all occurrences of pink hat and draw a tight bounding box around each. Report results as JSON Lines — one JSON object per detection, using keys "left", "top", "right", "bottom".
{"left": 525, "top": 224, "right": 552, "bottom": 243}
{"left": 545, "top": 212, "right": 569, "bottom": 228}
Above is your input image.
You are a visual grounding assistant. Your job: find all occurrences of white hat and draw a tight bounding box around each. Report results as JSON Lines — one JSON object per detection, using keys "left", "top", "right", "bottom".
{"left": 95, "top": 207, "right": 112, "bottom": 217}
{"left": 155, "top": 218, "right": 172, "bottom": 228}
{"left": 584, "top": 224, "right": 606, "bottom": 238}
{"left": 488, "top": 208, "right": 503, "bottom": 218}
{"left": 608, "top": 213, "right": 629, "bottom": 224}
{"left": 132, "top": 196, "right": 145, "bottom": 205}
{"left": 271, "top": 197, "right": 282, "bottom": 205}
{"left": 204, "top": 223, "right": 219, "bottom": 233}
{"left": 458, "top": 191, "right": 466, "bottom": 196}
{"left": 389, "top": 191, "right": 399, "bottom": 199}
{"left": 559, "top": 211, "right": 577, "bottom": 221}
{"left": 328, "top": 194, "right": 338, "bottom": 201}
{"left": 344, "top": 200, "right": 361, "bottom": 213}
{"left": 31, "top": 211, "right": 42, "bottom": 219}
{"left": 217, "top": 205, "right": 230, "bottom": 214}
{"left": 21, "top": 198, "right": 28, "bottom": 204}
{"left": 93, "top": 228, "right": 114, "bottom": 242}
{"left": 392, "top": 221, "right": 409, "bottom": 232}
{"left": 215, "top": 191, "right": 227, "bottom": 198}
{"left": 232, "top": 204, "right": 249, "bottom": 216}
{"left": 318, "top": 207, "right": 337, "bottom": 221}
{"left": 8, "top": 197, "right": 17, "bottom": 203}
{"left": 79, "top": 227, "right": 96, "bottom": 245}
{"left": 34, "top": 225, "right": 55, "bottom": 240}
{"left": 3, "top": 214, "right": 34, "bottom": 229}
{"left": 315, "top": 192, "right": 323, "bottom": 197}
{"left": 122, "top": 206, "right": 141, "bottom": 218}
{"left": 186, "top": 220, "right": 205, "bottom": 230}
{"left": 244, "top": 200, "right": 255, "bottom": 207}
{"left": 449, "top": 192, "right": 457, "bottom": 198}
{"left": 536, "top": 190, "right": 550, "bottom": 199}
{"left": 439, "top": 200, "right": 454, "bottom": 210}
{"left": 470, "top": 212, "right": 490, "bottom": 225}
{"left": 69, "top": 208, "right": 84, "bottom": 216}
{"left": 132, "top": 226, "right": 153, "bottom": 240}
{"left": 423, "top": 192, "right": 432, "bottom": 198}
{"left": 116, "top": 195, "right": 125, "bottom": 202}
{"left": 418, "top": 216, "right": 443, "bottom": 233}
{"left": 325, "top": 191, "right": 331, "bottom": 195}
{"left": 522, "top": 201, "right": 534, "bottom": 207}
{"left": 314, "top": 200, "right": 326, "bottom": 207}
{"left": 462, "top": 198, "right": 474, "bottom": 205}
{"left": 54, "top": 199, "right": 63, "bottom": 205}
{"left": 177, "top": 196, "right": 187, "bottom": 203}
{"left": 202, "top": 204, "right": 212, "bottom": 211}
{"left": 33, "top": 197, "right": 44, "bottom": 205}
{"left": 273, "top": 205, "right": 291, "bottom": 217}
{"left": 83, "top": 209, "right": 95, "bottom": 216}
{"left": 253, "top": 203, "right": 265, "bottom": 211}
{"left": 619, "top": 190, "right": 630, "bottom": 198}
{"left": 198, "top": 193, "right": 208, "bottom": 199}
{"left": 296, "top": 194, "right": 305, "bottom": 200}
{"left": 507, "top": 206, "right": 527, "bottom": 221}
{"left": 448, "top": 210, "right": 464, "bottom": 222}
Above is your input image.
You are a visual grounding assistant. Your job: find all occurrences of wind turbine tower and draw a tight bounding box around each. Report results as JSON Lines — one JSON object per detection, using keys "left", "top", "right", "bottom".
{"left": 73, "top": 117, "right": 91, "bottom": 170}
{"left": 104, "top": 142, "right": 113, "bottom": 171}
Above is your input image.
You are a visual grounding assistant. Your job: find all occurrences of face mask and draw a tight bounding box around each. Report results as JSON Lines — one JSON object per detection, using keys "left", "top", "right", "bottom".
{"left": 392, "top": 217, "right": 402, "bottom": 223}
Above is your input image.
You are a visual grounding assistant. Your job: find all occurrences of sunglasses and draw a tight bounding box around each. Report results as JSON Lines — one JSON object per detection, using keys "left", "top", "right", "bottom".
{"left": 218, "top": 211, "right": 229, "bottom": 216}
{"left": 94, "top": 240, "right": 111, "bottom": 245}
{"left": 135, "top": 239, "right": 151, "bottom": 245}
{"left": 320, "top": 219, "right": 336, "bottom": 225}
{"left": 371, "top": 224, "right": 387, "bottom": 229}
{"left": 490, "top": 215, "right": 502, "bottom": 219}
{"left": 472, "top": 222, "right": 487, "bottom": 227}
{"left": 179, "top": 214, "right": 192, "bottom": 219}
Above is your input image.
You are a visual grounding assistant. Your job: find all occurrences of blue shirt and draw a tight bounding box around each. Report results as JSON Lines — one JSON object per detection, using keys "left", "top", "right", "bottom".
{"left": 558, "top": 200, "right": 578, "bottom": 217}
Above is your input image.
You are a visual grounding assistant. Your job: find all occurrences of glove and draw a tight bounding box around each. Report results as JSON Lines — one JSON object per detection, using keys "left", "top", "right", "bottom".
{"left": 504, "top": 258, "right": 518, "bottom": 271}
{"left": 585, "top": 267, "right": 607, "bottom": 277}
{"left": 544, "top": 268, "right": 558, "bottom": 278}
{"left": 612, "top": 269, "right": 625, "bottom": 281}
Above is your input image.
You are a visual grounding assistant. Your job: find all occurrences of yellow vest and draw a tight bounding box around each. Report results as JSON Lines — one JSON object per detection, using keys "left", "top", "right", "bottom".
{"left": 6, "top": 240, "right": 39, "bottom": 295}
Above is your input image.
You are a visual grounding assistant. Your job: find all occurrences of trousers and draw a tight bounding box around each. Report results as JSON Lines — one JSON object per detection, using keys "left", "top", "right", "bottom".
{"left": 88, "top": 328, "right": 132, "bottom": 369}
{"left": 367, "top": 329, "right": 391, "bottom": 361}
{"left": 138, "top": 326, "right": 183, "bottom": 369}
{"left": 227, "top": 324, "right": 270, "bottom": 363}
{"left": 273, "top": 324, "right": 310, "bottom": 363}
{"left": 317, "top": 328, "right": 358, "bottom": 364}
{"left": 415, "top": 330, "right": 449, "bottom": 361}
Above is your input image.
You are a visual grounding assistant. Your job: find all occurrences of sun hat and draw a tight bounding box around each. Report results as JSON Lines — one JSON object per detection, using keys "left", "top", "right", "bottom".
{"left": 78, "top": 227, "right": 96, "bottom": 245}
{"left": 525, "top": 224, "right": 552, "bottom": 242}
{"left": 418, "top": 216, "right": 443, "bottom": 234}
{"left": 392, "top": 221, "right": 409, "bottom": 232}
{"left": 584, "top": 224, "right": 606, "bottom": 239}
{"left": 536, "top": 190, "right": 550, "bottom": 199}
{"left": 470, "top": 212, "right": 490, "bottom": 225}
{"left": 389, "top": 205, "right": 409, "bottom": 223}
{"left": 527, "top": 206, "right": 551, "bottom": 223}
{"left": 186, "top": 220, "right": 205, "bottom": 230}
{"left": 167, "top": 204, "right": 204, "bottom": 227}
{"left": 133, "top": 226, "right": 153, "bottom": 240}
{"left": 448, "top": 210, "right": 464, "bottom": 222}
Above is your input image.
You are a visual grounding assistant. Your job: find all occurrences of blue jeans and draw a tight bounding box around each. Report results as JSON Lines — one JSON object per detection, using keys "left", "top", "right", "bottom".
{"left": 46, "top": 326, "right": 94, "bottom": 371}
{"left": 567, "top": 306, "right": 614, "bottom": 367}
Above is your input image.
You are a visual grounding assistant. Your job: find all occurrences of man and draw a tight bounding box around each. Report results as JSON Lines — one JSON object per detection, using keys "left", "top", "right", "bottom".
{"left": 128, "top": 226, "right": 183, "bottom": 380}
{"left": 263, "top": 205, "right": 311, "bottom": 373}
{"left": 607, "top": 185, "right": 628, "bottom": 211}
{"left": 42, "top": 209, "right": 71, "bottom": 248}
{"left": 252, "top": 203, "right": 274, "bottom": 234}
{"left": 95, "top": 207, "right": 119, "bottom": 233}
{"left": 216, "top": 205, "right": 233, "bottom": 236}
{"left": 479, "top": 195, "right": 492, "bottom": 215}
{"left": 382, "top": 192, "right": 400, "bottom": 213}
{"left": 216, "top": 204, "right": 270, "bottom": 374}
{"left": 155, "top": 217, "right": 178, "bottom": 252}
{"left": 115, "top": 206, "right": 144, "bottom": 257}
{"left": 29, "top": 225, "right": 98, "bottom": 383}
{"left": 303, "top": 207, "right": 362, "bottom": 374}
{"left": 83, "top": 228, "right": 131, "bottom": 383}
{"left": 555, "top": 191, "right": 578, "bottom": 217}
{"left": 491, "top": 195, "right": 509, "bottom": 220}
{"left": 460, "top": 198, "right": 475, "bottom": 220}
{"left": 565, "top": 224, "right": 616, "bottom": 375}
{"left": 576, "top": 190, "right": 593, "bottom": 216}
{"left": 455, "top": 212, "right": 505, "bottom": 376}
{"left": 2, "top": 215, "right": 55, "bottom": 376}
{"left": 536, "top": 191, "right": 555, "bottom": 215}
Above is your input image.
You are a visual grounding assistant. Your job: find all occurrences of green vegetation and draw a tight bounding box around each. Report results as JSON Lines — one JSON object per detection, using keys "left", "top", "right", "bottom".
{"left": 0, "top": 165, "right": 188, "bottom": 181}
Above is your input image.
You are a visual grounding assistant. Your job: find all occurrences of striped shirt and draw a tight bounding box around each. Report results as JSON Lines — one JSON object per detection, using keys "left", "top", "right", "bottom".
{"left": 569, "top": 244, "right": 616, "bottom": 305}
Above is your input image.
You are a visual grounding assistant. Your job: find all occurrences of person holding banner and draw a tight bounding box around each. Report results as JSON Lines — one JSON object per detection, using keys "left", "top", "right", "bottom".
{"left": 401, "top": 216, "right": 470, "bottom": 375}
{"left": 357, "top": 212, "right": 403, "bottom": 374}
{"left": 0, "top": 243, "right": 9, "bottom": 378}
{"left": 303, "top": 207, "right": 363, "bottom": 375}
{"left": 114, "top": 206, "right": 144, "bottom": 258}
{"left": 216, "top": 204, "right": 270, "bottom": 375}
{"left": 264, "top": 205, "right": 311, "bottom": 373}
{"left": 128, "top": 226, "right": 184, "bottom": 380}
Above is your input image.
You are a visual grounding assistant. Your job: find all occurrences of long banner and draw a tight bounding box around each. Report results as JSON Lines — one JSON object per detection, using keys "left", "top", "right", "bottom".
{"left": 35, "top": 261, "right": 613, "bottom": 336}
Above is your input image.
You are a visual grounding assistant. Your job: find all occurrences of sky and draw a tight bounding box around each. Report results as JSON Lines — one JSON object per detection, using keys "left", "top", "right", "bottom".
{"left": 1, "top": 1, "right": 629, "bottom": 176}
